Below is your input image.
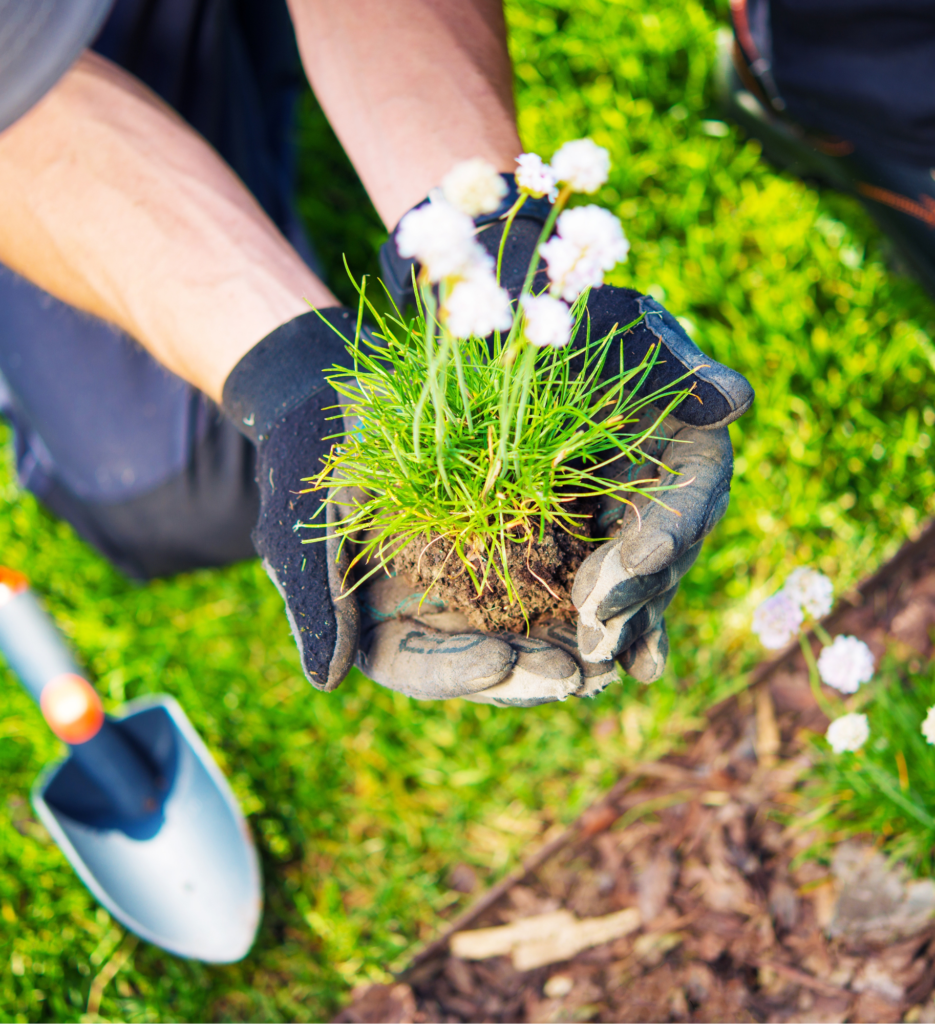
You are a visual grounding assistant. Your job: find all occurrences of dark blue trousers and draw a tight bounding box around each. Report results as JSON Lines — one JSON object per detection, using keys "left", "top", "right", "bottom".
{"left": 0, "top": 0, "right": 318, "bottom": 579}
{"left": 764, "top": 0, "right": 935, "bottom": 166}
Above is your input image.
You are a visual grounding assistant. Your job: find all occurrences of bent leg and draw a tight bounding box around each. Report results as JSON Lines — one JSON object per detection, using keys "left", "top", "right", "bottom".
{"left": 0, "top": 262, "right": 258, "bottom": 579}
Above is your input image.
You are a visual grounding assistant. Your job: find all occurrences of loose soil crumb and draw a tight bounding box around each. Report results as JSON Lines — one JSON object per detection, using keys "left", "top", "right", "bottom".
{"left": 394, "top": 509, "right": 596, "bottom": 634}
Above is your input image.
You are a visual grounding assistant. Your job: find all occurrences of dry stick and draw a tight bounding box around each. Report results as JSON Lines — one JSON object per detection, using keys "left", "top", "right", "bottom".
{"left": 86, "top": 933, "right": 138, "bottom": 1018}
{"left": 752, "top": 959, "right": 850, "bottom": 1000}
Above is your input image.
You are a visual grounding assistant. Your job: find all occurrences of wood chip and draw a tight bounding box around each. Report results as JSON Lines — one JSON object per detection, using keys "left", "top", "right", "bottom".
{"left": 755, "top": 684, "right": 781, "bottom": 766}
{"left": 511, "top": 908, "right": 642, "bottom": 971}
{"left": 450, "top": 907, "right": 643, "bottom": 972}
{"left": 450, "top": 910, "right": 576, "bottom": 960}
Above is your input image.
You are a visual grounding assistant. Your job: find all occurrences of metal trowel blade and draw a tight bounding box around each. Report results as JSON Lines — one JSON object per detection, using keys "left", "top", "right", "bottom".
{"left": 32, "top": 694, "right": 262, "bottom": 963}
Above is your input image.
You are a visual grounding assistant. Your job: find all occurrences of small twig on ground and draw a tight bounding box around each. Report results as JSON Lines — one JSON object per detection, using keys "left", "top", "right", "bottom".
{"left": 86, "top": 932, "right": 138, "bottom": 1019}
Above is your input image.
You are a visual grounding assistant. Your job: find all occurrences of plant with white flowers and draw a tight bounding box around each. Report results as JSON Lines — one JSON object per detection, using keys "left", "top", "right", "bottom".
{"left": 751, "top": 567, "right": 880, "bottom": 754}
{"left": 304, "top": 143, "right": 692, "bottom": 621}
{"left": 922, "top": 705, "right": 935, "bottom": 746}
{"left": 751, "top": 592, "right": 804, "bottom": 651}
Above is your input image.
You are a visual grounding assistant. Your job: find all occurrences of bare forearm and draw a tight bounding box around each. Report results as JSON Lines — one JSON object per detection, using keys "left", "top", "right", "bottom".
{"left": 289, "top": 0, "right": 523, "bottom": 229}
{"left": 0, "top": 52, "right": 334, "bottom": 401}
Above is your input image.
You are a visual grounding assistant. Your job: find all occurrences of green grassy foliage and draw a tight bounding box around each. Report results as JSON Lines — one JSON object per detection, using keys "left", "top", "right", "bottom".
{"left": 793, "top": 657, "right": 935, "bottom": 874}
{"left": 312, "top": 293, "right": 688, "bottom": 612}
{"left": 1, "top": 495, "right": 668, "bottom": 1022}
{"left": 1, "top": 0, "right": 934, "bottom": 1020}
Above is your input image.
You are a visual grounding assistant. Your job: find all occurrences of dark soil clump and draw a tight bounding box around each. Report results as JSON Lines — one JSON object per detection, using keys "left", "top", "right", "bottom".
{"left": 394, "top": 509, "right": 596, "bottom": 633}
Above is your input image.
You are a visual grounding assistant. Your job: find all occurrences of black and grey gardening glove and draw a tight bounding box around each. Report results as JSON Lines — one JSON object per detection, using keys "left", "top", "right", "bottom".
{"left": 572, "top": 402, "right": 735, "bottom": 678}
{"left": 381, "top": 176, "right": 754, "bottom": 684}
{"left": 221, "top": 308, "right": 602, "bottom": 705}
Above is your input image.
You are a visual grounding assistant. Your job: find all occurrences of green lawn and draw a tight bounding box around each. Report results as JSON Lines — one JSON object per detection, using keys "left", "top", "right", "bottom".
{"left": 2, "top": 1, "right": 935, "bottom": 1020}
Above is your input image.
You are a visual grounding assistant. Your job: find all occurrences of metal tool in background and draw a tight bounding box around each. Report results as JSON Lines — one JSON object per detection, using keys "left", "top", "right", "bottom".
{"left": 0, "top": 566, "right": 262, "bottom": 963}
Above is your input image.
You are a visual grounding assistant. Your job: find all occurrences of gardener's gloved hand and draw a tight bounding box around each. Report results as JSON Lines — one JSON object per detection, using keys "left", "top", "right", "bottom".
{"left": 572, "top": 410, "right": 734, "bottom": 677}
{"left": 380, "top": 177, "right": 754, "bottom": 684}
{"left": 357, "top": 573, "right": 618, "bottom": 706}
{"left": 221, "top": 309, "right": 607, "bottom": 706}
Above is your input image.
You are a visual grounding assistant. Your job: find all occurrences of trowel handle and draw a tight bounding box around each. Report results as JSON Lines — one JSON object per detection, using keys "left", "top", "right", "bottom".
{"left": 0, "top": 567, "right": 161, "bottom": 820}
{"left": 0, "top": 568, "right": 88, "bottom": 701}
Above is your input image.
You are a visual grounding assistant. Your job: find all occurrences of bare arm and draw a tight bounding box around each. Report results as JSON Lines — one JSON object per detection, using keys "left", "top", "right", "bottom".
{"left": 288, "top": 0, "right": 523, "bottom": 229}
{"left": 0, "top": 2, "right": 523, "bottom": 399}
{"left": 0, "top": 51, "right": 336, "bottom": 402}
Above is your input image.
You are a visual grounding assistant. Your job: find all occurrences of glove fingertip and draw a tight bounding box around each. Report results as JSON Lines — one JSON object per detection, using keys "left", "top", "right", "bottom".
{"left": 619, "top": 620, "right": 669, "bottom": 684}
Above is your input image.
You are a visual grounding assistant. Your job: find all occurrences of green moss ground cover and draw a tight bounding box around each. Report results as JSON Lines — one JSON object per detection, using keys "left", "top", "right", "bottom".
{"left": 2, "top": 1, "right": 935, "bottom": 1020}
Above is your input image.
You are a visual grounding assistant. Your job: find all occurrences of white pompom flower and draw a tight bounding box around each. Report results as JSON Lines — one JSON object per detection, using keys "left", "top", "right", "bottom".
{"left": 551, "top": 138, "right": 611, "bottom": 193}
{"left": 396, "top": 196, "right": 480, "bottom": 282}
{"left": 784, "top": 567, "right": 833, "bottom": 619}
{"left": 922, "top": 706, "right": 935, "bottom": 746}
{"left": 515, "top": 153, "right": 558, "bottom": 201}
{"left": 444, "top": 262, "right": 513, "bottom": 339}
{"left": 826, "top": 713, "right": 869, "bottom": 754}
{"left": 817, "top": 635, "right": 874, "bottom": 694}
{"left": 539, "top": 206, "right": 629, "bottom": 303}
{"left": 520, "top": 294, "right": 574, "bottom": 348}
{"left": 752, "top": 592, "right": 803, "bottom": 650}
{"left": 441, "top": 158, "right": 508, "bottom": 217}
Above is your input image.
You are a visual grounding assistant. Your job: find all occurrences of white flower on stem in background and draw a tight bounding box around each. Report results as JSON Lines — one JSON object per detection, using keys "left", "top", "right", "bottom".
{"left": 551, "top": 138, "right": 611, "bottom": 193}
{"left": 396, "top": 196, "right": 480, "bottom": 282}
{"left": 784, "top": 567, "right": 833, "bottom": 619}
{"left": 817, "top": 635, "right": 874, "bottom": 694}
{"left": 539, "top": 206, "right": 629, "bottom": 303}
{"left": 520, "top": 294, "right": 574, "bottom": 348}
{"left": 515, "top": 153, "right": 558, "bottom": 200}
{"left": 922, "top": 706, "right": 935, "bottom": 745}
{"left": 751, "top": 591, "right": 803, "bottom": 650}
{"left": 826, "top": 713, "right": 869, "bottom": 754}
{"left": 444, "top": 262, "right": 513, "bottom": 339}
{"left": 441, "top": 159, "right": 508, "bottom": 217}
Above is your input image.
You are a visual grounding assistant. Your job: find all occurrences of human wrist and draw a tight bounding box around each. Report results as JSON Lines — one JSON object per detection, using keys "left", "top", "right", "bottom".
{"left": 220, "top": 307, "right": 355, "bottom": 444}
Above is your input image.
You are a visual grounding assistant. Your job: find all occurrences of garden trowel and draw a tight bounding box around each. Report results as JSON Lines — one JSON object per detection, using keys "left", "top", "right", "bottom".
{"left": 0, "top": 566, "right": 261, "bottom": 962}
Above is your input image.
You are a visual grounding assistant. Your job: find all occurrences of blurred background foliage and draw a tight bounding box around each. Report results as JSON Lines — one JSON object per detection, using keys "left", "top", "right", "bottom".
{"left": 1, "top": 0, "right": 934, "bottom": 1020}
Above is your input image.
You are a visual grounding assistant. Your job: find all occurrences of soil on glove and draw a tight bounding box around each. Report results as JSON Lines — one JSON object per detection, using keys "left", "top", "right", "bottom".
{"left": 394, "top": 509, "right": 597, "bottom": 634}
{"left": 338, "top": 521, "right": 935, "bottom": 1024}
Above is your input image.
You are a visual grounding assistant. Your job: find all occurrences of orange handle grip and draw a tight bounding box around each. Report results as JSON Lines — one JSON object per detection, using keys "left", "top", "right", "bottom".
{"left": 39, "top": 673, "right": 105, "bottom": 744}
{"left": 0, "top": 566, "right": 28, "bottom": 608}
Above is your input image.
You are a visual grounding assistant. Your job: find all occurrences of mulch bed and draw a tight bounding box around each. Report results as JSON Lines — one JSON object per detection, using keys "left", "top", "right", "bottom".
{"left": 337, "top": 522, "right": 935, "bottom": 1024}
